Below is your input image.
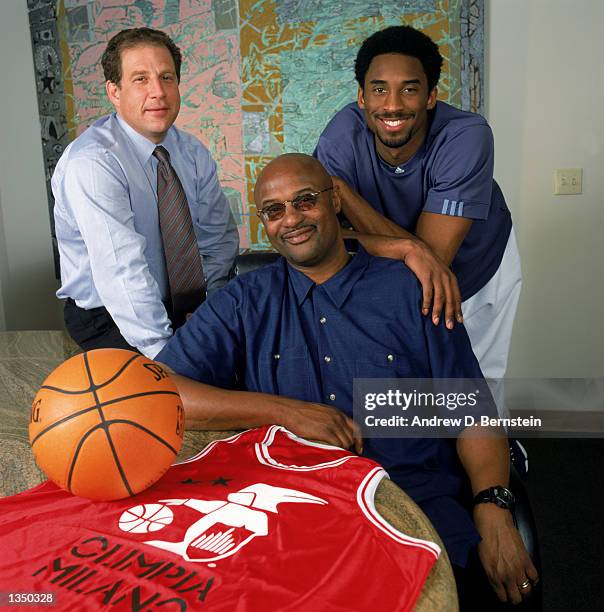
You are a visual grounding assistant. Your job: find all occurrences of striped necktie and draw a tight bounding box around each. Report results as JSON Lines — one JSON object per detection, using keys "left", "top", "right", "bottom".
{"left": 153, "top": 145, "right": 206, "bottom": 324}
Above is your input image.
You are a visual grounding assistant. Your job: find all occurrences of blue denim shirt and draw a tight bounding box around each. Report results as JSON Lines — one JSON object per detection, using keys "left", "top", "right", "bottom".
{"left": 158, "top": 249, "right": 483, "bottom": 565}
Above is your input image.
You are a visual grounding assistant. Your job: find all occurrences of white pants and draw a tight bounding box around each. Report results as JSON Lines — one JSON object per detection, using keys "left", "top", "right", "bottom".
{"left": 462, "top": 229, "right": 522, "bottom": 416}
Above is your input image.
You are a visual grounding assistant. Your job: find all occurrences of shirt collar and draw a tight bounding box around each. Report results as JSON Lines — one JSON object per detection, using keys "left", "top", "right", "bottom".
{"left": 114, "top": 113, "right": 177, "bottom": 166}
{"left": 286, "top": 246, "right": 371, "bottom": 308}
{"left": 286, "top": 260, "right": 315, "bottom": 305}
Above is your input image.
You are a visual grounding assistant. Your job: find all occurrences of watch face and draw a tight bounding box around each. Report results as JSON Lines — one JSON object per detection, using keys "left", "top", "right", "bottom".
{"left": 474, "top": 486, "right": 516, "bottom": 509}
{"left": 493, "top": 487, "right": 515, "bottom": 509}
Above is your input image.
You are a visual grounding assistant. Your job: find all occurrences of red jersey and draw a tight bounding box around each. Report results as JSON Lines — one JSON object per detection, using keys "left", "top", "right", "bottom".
{"left": 0, "top": 426, "right": 440, "bottom": 611}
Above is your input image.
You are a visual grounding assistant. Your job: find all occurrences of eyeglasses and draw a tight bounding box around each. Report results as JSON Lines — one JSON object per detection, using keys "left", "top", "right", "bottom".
{"left": 257, "top": 187, "right": 333, "bottom": 222}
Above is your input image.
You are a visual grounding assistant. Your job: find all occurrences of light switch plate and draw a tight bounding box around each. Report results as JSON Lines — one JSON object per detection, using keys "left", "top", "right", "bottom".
{"left": 554, "top": 168, "right": 582, "bottom": 195}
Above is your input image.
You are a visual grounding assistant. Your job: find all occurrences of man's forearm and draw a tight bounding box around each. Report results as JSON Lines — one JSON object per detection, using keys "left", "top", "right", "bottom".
{"left": 339, "top": 187, "right": 412, "bottom": 238}
{"left": 336, "top": 178, "right": 472, "bottom": 268}
{"left": 170, "top": 373, "right": 284, "bottom": 430}
{"left": 456, "top": 426, "right": 510, "bottom": 494}
{"left": 343, "top": 230, "right": 417, "bottom": 260}
{"left": 416, "top": 212, "right": 473, "bottom": 268}
{"left": 166, "top": 372, "right": 361, "bottom": 451}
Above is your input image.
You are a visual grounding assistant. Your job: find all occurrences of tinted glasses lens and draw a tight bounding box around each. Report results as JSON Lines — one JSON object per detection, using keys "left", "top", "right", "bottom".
{"left": 293, "top": 193, "right": 319, "bottom": 211}
{"left": 262, "top": 204, "right": 286, "bottom": 221}
{"left": 260, "top": 191, "right": 322, "bottom": 221}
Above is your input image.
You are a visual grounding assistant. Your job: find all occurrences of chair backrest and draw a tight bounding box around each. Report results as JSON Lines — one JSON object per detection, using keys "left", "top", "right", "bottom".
{"left": 510, "top": 466, "right": 539, "bottom": 564}
{"left": 234, "top": 251, "right": 281, "bottom": 276}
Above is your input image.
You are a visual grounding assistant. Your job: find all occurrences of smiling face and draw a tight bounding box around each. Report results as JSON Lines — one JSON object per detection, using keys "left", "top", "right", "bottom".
{"left": 358, "top": 52, "right": 437, "bottom": 165}
{"left": 254, "top": 154, "right": 349, "bottom": 282}
{"left": 105, "top": 43, "right": 180, "bottom": 143}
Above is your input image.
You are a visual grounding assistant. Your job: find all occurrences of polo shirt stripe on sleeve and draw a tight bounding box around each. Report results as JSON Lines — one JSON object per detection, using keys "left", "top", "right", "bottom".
{"left": 440, "top": 199, "right": 465, "bottom": 216}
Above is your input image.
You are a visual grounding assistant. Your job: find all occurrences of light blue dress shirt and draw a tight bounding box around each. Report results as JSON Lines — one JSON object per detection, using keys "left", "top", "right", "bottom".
{"left": 52, "top": 113, "right": 239, "bottom": 358}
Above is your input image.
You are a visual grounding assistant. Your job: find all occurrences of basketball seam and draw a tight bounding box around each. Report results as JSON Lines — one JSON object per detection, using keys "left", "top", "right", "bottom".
{"left": 91, "top": 353, "right": 145, "bottom": 389}
{"left": 71, "top": 352, "right": 134, "bottom": 497}
{"left": 39, "top": 353, "right": 143, "bottom": 395}
{"left": 65, "top": 420, "right": 178, "bottom": 493}
{"left": 30, "top": 390, "right": 180, "bottom": 446}
{"left": 103, "top": 419, "right": 180, "bottom": 454}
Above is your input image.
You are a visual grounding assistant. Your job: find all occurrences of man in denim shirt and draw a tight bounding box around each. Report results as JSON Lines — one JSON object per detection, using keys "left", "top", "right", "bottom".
{"left": 158, "top": 154, "right": 537, "bottom": 607}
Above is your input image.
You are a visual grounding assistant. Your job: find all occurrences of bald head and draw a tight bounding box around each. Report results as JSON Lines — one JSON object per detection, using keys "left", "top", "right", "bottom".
{"left": 254, "top": 154, "right": 331, "bottom": 206}
{"left": 252, "top": 153, "right": 348, "bottom": 282}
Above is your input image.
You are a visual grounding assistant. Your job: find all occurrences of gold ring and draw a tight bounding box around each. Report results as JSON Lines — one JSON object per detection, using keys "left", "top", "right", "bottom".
{"left": 519, "top": 580, "right": 531, "bottom": 590}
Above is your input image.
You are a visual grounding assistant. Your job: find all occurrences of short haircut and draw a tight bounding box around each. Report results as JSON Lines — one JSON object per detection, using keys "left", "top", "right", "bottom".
{"left": 101, "top": 27, "right": 182, "bottom": 85}
{"left": 355, "top": 25, "right": 443, "bottom": 92}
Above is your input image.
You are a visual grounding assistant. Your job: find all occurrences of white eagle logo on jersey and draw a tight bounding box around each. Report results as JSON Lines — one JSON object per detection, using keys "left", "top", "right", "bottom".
{"left": 118, "top": 483, "right": 327, "bottom": 563}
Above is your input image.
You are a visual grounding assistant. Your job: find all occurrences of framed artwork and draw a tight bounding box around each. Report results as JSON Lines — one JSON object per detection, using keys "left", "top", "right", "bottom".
{"left": 27, "top": 0, "right": 484, "bottom": 268}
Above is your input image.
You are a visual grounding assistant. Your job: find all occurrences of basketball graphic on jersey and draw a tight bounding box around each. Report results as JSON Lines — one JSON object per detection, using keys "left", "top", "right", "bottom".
{"left": 119, "top": 483, "right": 328, "bottom": 563}
{"left": 118, "top": 503, "right": 174, "bottom": 534}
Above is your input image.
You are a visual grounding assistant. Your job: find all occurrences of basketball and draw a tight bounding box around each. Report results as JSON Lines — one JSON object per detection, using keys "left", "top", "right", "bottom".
{"left": 29, "top": 348, "right": 184, "bottom": 501}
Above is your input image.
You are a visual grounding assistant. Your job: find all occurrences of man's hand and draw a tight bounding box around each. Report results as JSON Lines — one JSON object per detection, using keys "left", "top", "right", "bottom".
{"left": 402, "top": 238, "right": 463, "bottom": 328}
{"left": 333, "top": 176, "right": 463, "bottom": 328}
{"left": 278, "top": 398, "right": 363, "bottom": 454}
{"left": 340, "top": 229, "right": 463, "bottom": 329}
{"left": 474, "top": 504, "right": 539, "bottom": 604}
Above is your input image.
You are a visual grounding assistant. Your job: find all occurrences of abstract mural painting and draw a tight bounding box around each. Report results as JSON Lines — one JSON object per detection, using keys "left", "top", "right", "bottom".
{"left": 27, "top": 0, "right": 484, "bottom": 264}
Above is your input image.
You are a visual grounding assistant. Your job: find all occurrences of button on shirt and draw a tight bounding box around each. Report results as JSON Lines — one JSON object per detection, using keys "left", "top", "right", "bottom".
{"left": 158, "top": 248, "right": 485, "bottom": 566}
{"left": 52, "top": 114, "right": 239, "bottom": 357}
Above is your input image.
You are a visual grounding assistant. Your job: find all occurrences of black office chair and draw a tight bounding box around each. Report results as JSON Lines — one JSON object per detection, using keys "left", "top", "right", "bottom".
{"left": 510, "top": 465, "right": 542, "bottom": 593}
{"left": 233, "top": 250, "right": 280, "bottom": 276}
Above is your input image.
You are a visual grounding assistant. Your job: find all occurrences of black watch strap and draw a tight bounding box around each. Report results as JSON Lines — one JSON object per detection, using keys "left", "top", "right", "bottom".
{"left": 473, "top": 486, "right": 515, "bottom": 510}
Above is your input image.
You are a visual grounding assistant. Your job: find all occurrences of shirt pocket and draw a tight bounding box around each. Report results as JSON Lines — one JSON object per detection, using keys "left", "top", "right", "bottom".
{"left": 355, "top": 351, "right": 418, "bottom": 379}
{"left": 258, "top": 345, "right": 312, "bottom": 399}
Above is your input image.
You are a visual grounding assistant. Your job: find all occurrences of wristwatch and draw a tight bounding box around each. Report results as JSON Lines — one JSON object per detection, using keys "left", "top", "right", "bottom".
{"left": 473, "top": 486, "right": 515, "bottom": 510}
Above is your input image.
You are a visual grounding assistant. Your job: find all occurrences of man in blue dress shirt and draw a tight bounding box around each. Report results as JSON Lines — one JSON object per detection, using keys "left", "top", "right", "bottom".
{"left": 52, "top": 28, "right": 239, "bottom": 358}
{"left": 157, "top": 153, "right": 538, "bottom": 607}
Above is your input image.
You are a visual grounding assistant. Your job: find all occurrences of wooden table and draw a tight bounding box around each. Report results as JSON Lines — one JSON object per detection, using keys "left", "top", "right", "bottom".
{"left": 0, "top": 331, "right": 457, "bottom": 611}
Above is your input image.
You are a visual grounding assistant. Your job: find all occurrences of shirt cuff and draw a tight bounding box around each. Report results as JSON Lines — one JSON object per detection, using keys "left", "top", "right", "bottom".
{"left": 139, "top": 336, "right": 170, "bottom": 360}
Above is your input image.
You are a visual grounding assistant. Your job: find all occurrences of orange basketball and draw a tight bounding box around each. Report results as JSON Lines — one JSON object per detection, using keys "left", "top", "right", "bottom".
{"left": 29, "top": 348, "right": 184, "bottom": 501}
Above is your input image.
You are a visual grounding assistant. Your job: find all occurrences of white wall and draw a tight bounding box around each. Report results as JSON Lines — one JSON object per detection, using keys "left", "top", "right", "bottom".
{"left": 487, "top": 0, "right": 604, "bottom": 377}
{"left": 0, "top": 1, "right": 63, "bottom": 332}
